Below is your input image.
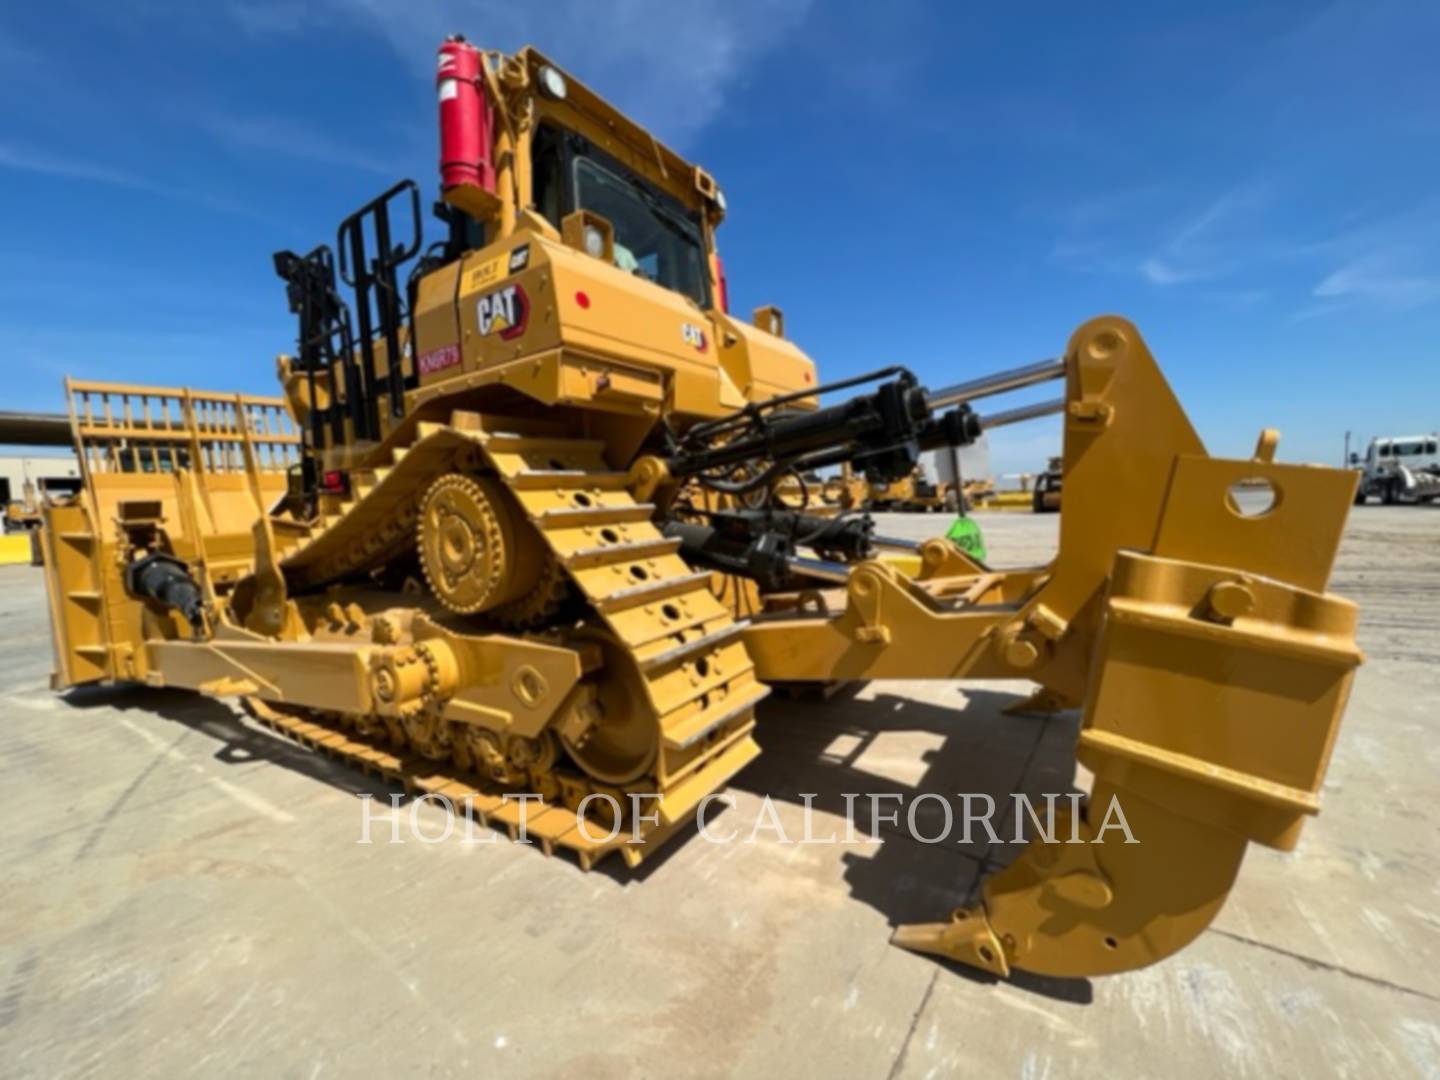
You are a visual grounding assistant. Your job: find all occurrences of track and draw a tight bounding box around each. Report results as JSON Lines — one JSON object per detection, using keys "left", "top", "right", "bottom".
{"left": 242, "top": 696, "right": 753, "bottom": 869}
{"left": 263, "top": 412, "right": 770, "bottom": 861}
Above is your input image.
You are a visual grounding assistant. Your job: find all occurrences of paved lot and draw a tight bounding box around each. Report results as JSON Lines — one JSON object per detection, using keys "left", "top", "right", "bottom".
{"left": 2, "top": 504, "right": 1437, "bottom": 1078}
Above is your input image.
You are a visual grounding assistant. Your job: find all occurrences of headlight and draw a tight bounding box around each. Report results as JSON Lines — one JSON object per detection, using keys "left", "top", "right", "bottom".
{"left": 583, "top": 225, "right": 605, "bottom": 259}
{"left": 537, "top": 65, "right": 568, "bottom": 100}
{"left": 715, "top": 188, "right": 727, "bottom": 213}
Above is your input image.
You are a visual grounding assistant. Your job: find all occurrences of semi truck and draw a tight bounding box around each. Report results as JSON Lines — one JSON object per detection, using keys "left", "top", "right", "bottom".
{"left": 1351, "top": 433, "right": 1440, "bottom": 504}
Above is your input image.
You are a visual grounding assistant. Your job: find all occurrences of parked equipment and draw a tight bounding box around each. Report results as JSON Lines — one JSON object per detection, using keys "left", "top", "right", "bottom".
{"left": 868, "top": 465, "right": 929, "bottom": 511}
{"left": 3, "top": 474, "right": 81, "bottom": 533}
{"left": 40, "top": 38, "right": 1362, "bottom": 982}
{"left": 864, "top": 464, "right": 987, "bottom": 513}
{"left": 952, "top": 477, "right": 995, "bottom": 511}
{"left": 1032, "top": 455, "right": 1063, "bottom": 513}
{"left": 819, "top": 463, "right": 871, "bottom": 510}
{"left": 1351, "top": 434, "right": 1440, "bottom": 504}
{"left": 3, "top": 500, "right": 40, "bottom": 533}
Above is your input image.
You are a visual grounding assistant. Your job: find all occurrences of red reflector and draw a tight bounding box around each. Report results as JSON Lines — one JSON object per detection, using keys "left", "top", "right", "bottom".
{"left": 322, "top": 470, "right": 345, "bottom": 491}
{"left": 575, "top": 291, "right": 591, "bottom": 309}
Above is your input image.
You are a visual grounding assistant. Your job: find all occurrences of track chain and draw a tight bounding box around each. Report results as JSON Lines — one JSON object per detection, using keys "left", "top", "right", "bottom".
{"left": 264, "top": 414, "right": 770, "bottom": 854}
{"left": 478, "top": 429, "right": 771, "bottom": 790}
{"left": 242, "top": 698, "right": 725, "bottom": 869}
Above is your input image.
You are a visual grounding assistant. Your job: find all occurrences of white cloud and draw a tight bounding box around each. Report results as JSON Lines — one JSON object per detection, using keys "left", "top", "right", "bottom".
{"left": 1288, "top": 300, "right": 1354, "bottom": 324}
{"left": 227, "top": 0, "right": 812, "bottom": 148}
{"left": 1140, "top": 256, "right": 1211, "bottom": 286}
{"left": 199, "top": 112, "right": 396, "bottom": 174}
{"left": 1049, "top": 181, "right": 1276, "bottom": 293}
{"left": 1312, "top": 253, "right": 1440, "bottom": 309}
{"left": 1139, "top": 182, "right": 1270, "bottom": 287}
{"left": 228, "top": 0, "right": 324, "bottom": 35}
{"left": 0, "top": 141, "right": 156, "bottom": 190}
{"left": 0, "top": 140, "right": 263, "bottom": 219}
{"left": 1169, "top": 186, "right": 1257, "bottom": 251}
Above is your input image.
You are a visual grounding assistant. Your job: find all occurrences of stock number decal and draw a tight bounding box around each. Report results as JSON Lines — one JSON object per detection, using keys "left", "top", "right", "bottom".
{"left": 417, "top": 343, "right": 461, "bottom": 376}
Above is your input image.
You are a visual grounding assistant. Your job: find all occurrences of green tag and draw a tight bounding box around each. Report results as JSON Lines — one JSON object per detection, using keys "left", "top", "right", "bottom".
{"left": 944, "top": 516, "right": 987, "bottom": 563}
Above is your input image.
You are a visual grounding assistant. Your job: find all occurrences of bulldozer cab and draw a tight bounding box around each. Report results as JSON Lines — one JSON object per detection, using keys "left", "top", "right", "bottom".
{"left": 442, "top": 43, "right": 750, "bottom": 354}
{"left": 268, "top": 36, "right": 818, "bottom": 520}
{"left": 270, "top": 43, "right": 737, "bottom": 497}
{"left": 531, "top": 124, "right": 712, "bottom": 307}
{"left": 433, "top": 41, "right": 723, "bottom": 278}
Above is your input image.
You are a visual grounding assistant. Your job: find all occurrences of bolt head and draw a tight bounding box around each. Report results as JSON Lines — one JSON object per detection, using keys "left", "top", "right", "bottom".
{"left": 1004, "top": 637, "right": 1041, "bottom": 669}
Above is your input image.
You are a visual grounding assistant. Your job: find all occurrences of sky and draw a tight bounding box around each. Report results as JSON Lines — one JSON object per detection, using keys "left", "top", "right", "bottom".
{"left": 2, "top": 0, "right": 1437, "bottom": 476}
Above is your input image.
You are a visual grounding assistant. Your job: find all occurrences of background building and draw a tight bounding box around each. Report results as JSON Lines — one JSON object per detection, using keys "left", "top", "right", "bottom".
{"left": 0, "top": 454, "right": 82, "bottom": 509}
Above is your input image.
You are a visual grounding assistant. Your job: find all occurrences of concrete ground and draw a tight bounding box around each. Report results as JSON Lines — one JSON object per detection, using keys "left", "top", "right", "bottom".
{"left": 2, "top": 504, "right": 1437, "bottom": 1078}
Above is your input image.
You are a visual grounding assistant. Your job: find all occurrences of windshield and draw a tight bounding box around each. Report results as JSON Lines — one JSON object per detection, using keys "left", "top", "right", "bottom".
{"left": 573, "top": 156, "right": 711, "bottom": 308}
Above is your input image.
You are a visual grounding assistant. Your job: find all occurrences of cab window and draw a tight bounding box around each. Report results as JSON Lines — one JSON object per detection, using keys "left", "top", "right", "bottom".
{"left": 528, "top": 122, "right": 711, "bottom": 309}
{"left": 574, "top": 156, "right": 709, "bottom": 307}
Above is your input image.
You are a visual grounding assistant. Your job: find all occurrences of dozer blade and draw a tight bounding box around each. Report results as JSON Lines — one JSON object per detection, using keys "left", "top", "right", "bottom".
{"left": 738, "top": 316, "right": 1364, "bottom": 980}
{"left": 895, "top": 497, "right": 1362, "bottom": 978}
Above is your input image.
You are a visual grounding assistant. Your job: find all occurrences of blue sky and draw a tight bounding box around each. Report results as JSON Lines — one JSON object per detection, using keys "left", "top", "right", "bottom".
{"left": 2, "top": 1, "right": 1436, "bottom": 475}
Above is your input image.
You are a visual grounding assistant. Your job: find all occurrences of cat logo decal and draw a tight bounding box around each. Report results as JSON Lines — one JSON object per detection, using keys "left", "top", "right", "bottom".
{"left": 477, "top": 284, "right": 529, "bottom": 340}
{"left": 682, "top": 322, "right": 707, "bottom": 352}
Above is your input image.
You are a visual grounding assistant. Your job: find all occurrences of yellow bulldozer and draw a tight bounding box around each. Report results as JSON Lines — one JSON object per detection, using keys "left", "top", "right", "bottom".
{"left": 819, "top": 462, "right": 871, "bottom": 510}
{"left": 865, "top": 462, "right": 992, "bottom": 513}
{"left": 1033, "top": 455, "right": 1063, "bottom": 513}
{"left": 867, "top": 465, "right": 932, "bottom": 511}
{"left": 40, "top": 37, "right": 1362, "bottom": 981}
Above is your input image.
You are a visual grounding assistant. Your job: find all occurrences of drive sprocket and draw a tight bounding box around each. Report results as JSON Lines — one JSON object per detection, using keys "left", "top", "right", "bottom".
{"left": 417, "top": 472, "right": 566, "bottom": 621}
{"left": 488, "top": 548, "right": 572, "bottom": 629}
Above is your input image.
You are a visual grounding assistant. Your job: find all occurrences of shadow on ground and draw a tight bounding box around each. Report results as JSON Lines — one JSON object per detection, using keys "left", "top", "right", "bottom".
{"left": 741, "top": 685, "right": 1092, "bottom": 1003}
{"left": 58, "top": 677, "right": 1092, "bottom": 1000}
{"left": 60, "top": 683, "right": 408, "bottom": 803}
